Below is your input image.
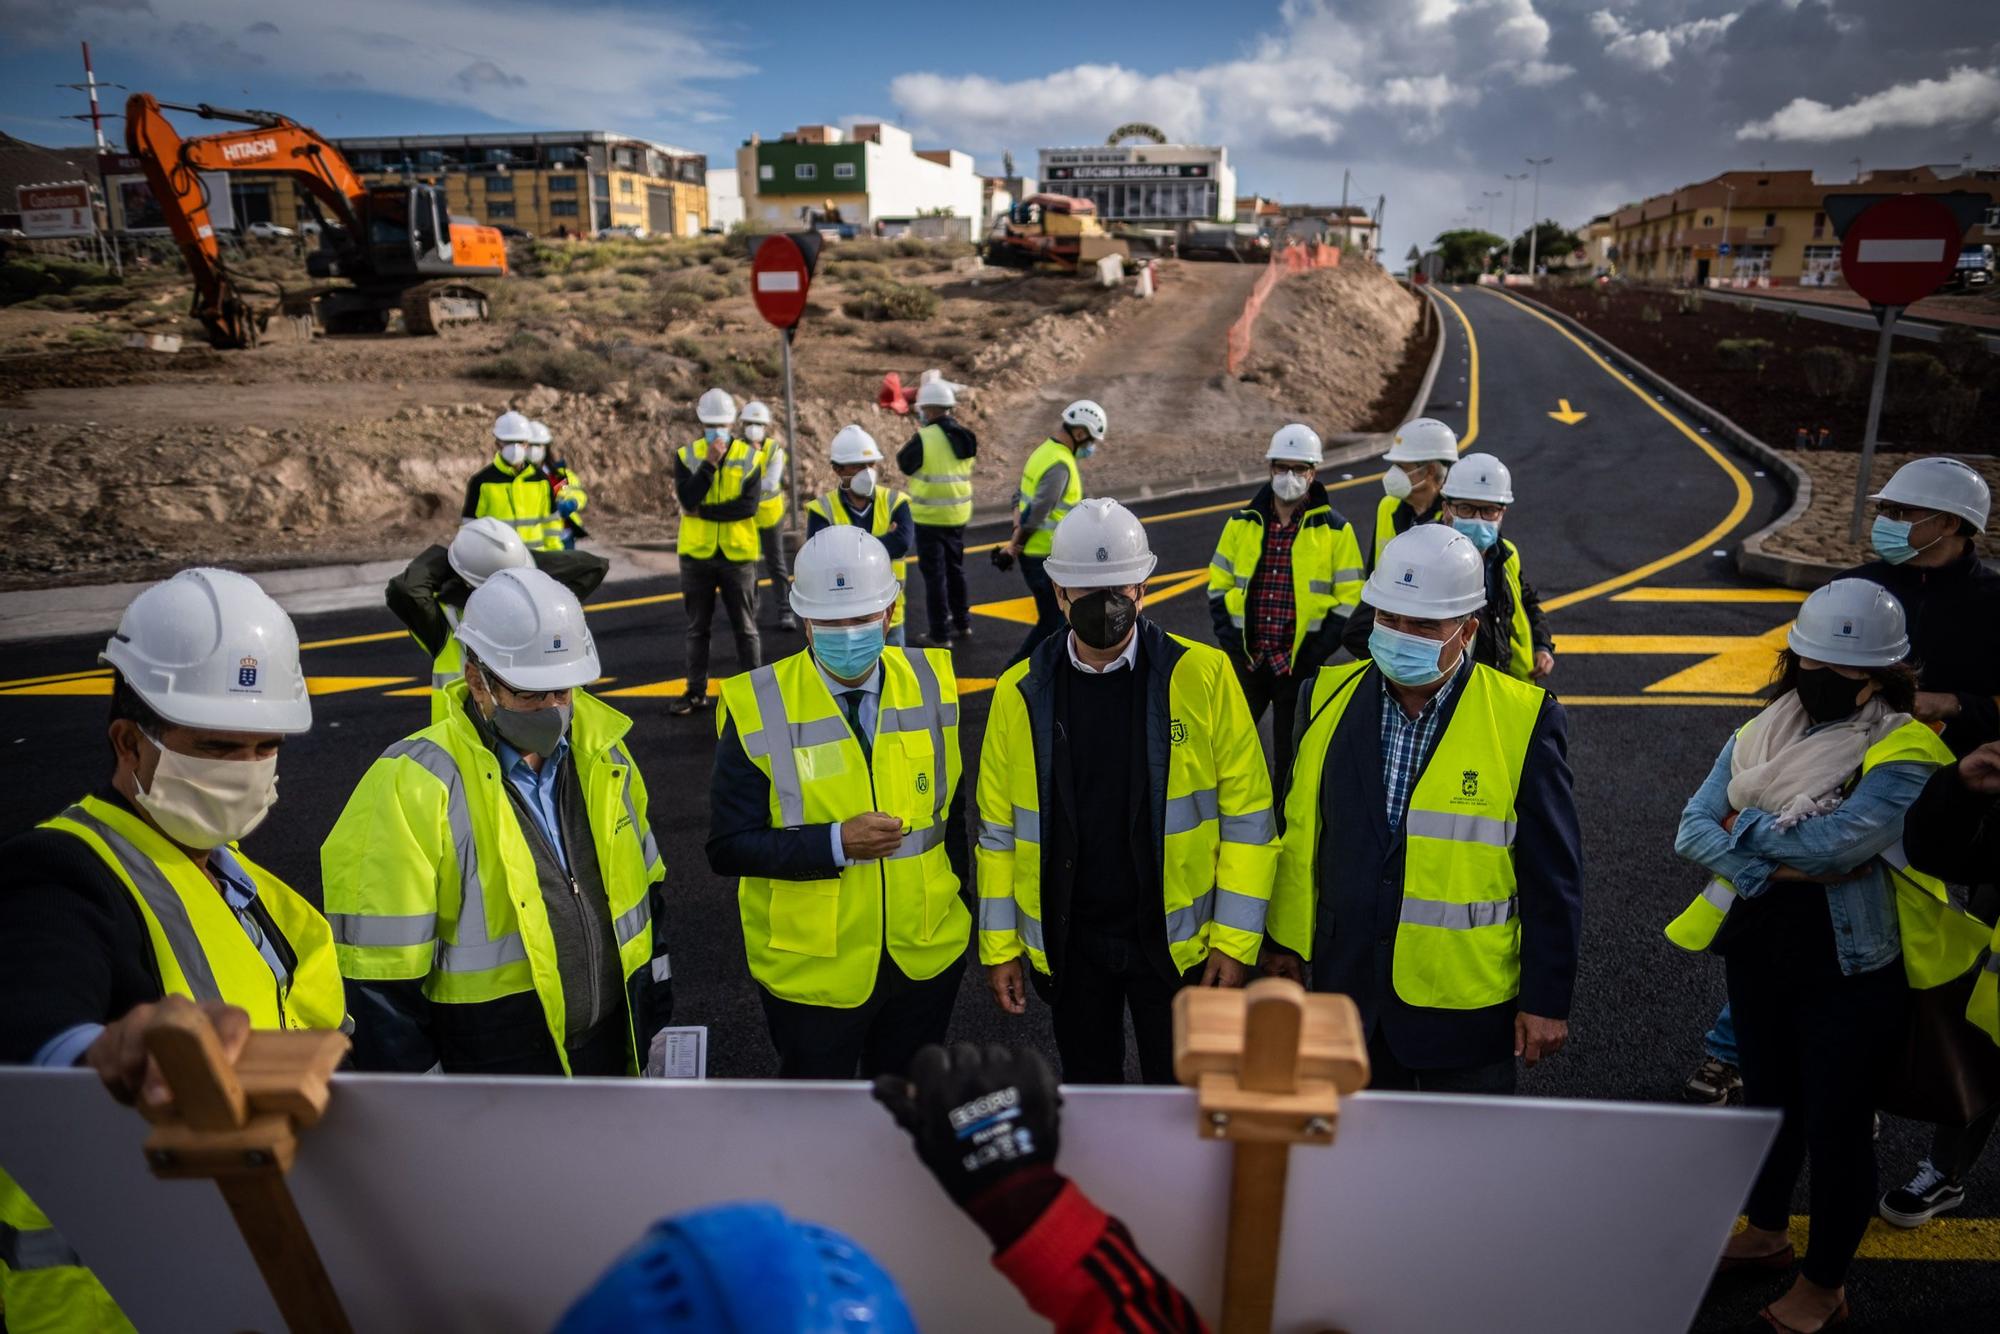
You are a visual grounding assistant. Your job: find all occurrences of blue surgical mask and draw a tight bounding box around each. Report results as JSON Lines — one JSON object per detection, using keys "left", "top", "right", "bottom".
{"left": 704, "top": 427, "right": 729, "bottom": 446}
{"left": 1369, "top": 622, "right": 1457, "bottom": 686}
{"left": 811, "top": 622, "right": 886, "bottom": 682}
{"left": 1870, "top": 515, "right": 1930, "bottom": 565}
{"left": 1076, "top": 443, "right": 1098, "bottom": 460}
{"left": 1451, "top": 517, "right": 1500, "bottom": 551}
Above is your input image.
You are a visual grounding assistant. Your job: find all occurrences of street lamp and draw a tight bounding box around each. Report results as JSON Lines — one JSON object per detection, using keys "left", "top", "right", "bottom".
{"left": 1718, "top": 181, "right": 1736, "bottom": 285}
{"left": 1504, "top": 171, "right": 1529, "bottom": 262}
{"left": 1525, "top": 156, "right": 1553, "bottom": 280}
{"left": 1482, "top": 190, "right": 1504, "bottom": 266}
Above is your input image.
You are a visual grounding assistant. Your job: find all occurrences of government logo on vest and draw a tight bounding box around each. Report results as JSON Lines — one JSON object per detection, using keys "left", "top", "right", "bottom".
{"left": 1169, "top": 719, "right": 1187, "bottom": 746}
{"left": 1461, "top": 769, "right": 1480, "bottom": 797}
{"left": 237, "top": 656, "right": 259, "bottom": 688}
{"left": 916, "top": 773, "right": 929, "bottom": 795}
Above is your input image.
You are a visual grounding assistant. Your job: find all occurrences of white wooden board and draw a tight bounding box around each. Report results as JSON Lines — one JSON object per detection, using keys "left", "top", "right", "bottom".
{"left": 0, "top": 1070, "right": 1776, "bottom": 1333}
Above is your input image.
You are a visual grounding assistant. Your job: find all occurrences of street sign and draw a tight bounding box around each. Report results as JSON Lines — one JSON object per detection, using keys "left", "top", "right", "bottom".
{"left": 17, "top": 181, "right": 94, "bottom": 238}
{"left": 750, "top": 233, "right": 817, "bottom": 330}
{"left": 1836, "top": 194, "right": 1966, "bottom": 307}
{"left": 1717, "top": 243, "right": 1731, "bottom": 257}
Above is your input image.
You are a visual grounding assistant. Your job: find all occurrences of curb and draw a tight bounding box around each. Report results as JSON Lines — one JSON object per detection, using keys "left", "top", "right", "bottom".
{"left": 1501, "top": 290, "right": 1844, "bottom": 590}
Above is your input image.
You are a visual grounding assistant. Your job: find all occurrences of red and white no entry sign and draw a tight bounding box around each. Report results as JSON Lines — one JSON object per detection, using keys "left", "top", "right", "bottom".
{"left": 1837, "top": 194, "right": 1965, "bottom": 308}
{"left": 751, "top": 234, "right": 814, "bottom": 329}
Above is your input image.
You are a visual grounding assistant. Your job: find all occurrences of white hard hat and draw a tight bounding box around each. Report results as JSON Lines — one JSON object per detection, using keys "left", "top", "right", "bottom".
{"left": 457, "top": 567, "right": 600, "bottom": 692}
{"left": 1384, "top": 417, "right": 1458, "bottom": 464}
{"left": 1788, "top": 577, "right": 1910, "bottom": 669}
{"left": 1363, "top": 525, "right": 1488, "bottom": 619}
{"left": 916, "top": 379, "right": 956, "bottom": 409}
{"left": 1267, "top": 423, "right": 1323, "bottom": 466}
{"left": 493, "top": 410, "right": 534, "bottom": 443}
{"left": 1061, "top": 399, "right": 1108, "bottom": 442}
{"left": 1870, "top": 457, "right": 1990, "bottom": 531}
{"left": 789, "top": 527, "right": 900, "bottom": 620}
{"left": 1443, "top": 452, "right": 1515, "bottom": 505}
{"left": 1044, "top": 498, "right": 1158, "bottom": 588}
{"left": 101, "top": 568, "right": 312, "bottom": 734}
{"left": 696, "top": 387, "right": 737, "bottom": 426}
{"left": 527, "top": 420, "right": 553, "bottom": 447}
{"left": 448, "top": 517, "right": 534, "bottom": 588}
{"left": 740, "top": 400, "right": 774, "bottom": 426}
{"left": 829, "top": 424, "right": 883, "bottom": 465}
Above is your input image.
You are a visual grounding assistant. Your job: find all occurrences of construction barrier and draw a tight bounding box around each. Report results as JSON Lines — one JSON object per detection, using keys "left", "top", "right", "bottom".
{"left": 1224, "top": 243, "right": 1340, "bottom": 374}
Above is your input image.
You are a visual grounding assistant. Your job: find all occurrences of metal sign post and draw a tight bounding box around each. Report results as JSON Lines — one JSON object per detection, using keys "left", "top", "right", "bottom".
{"left": 1850, "top": 303, "right": 1902, "bottom": 541}
{"left": 782, "top": 326, "right": 801, "bottom": 536}
{"left": 751, "top": 232, "right": 822, "bottom": 541}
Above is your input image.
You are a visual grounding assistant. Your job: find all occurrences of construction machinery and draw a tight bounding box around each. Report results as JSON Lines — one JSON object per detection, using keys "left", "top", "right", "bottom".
{"left": 981, "top": 193, "right": 1124, "bottom": 270}
{"left": 125, "top": 93, "right": 507, "bottom": 347}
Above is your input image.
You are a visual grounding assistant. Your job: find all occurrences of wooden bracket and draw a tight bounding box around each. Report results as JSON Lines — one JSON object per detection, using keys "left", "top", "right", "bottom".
{"left": 1174, "top": 978, "right": 1369, "bottom": 1334}
{"left": 138, "top": 1008, "right": 353, "bottom": 1334}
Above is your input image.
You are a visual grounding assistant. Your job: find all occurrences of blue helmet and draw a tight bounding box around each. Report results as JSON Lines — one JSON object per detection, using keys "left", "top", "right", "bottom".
{"left": 554, "top": 1201, "right": 918, "bottom": 1334}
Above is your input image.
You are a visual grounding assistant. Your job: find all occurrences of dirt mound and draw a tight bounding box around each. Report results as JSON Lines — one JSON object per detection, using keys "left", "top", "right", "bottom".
{"left": 1243, "top": 263, "right": 1424, "bottom": 434}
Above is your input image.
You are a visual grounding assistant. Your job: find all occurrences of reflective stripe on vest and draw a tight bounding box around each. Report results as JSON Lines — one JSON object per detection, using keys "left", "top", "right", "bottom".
{"left": 676, "top": 439, "right": 762, "bottom": 562}
{"left": 1208, "top": 507, "right": 1365, "bottom": 662}
{"left": 59, "top": 804, "right": 225, "bottom": 1001}
{"left": 475, "top": 459, "right": 557, "bottom": 552}
{"left": 908, "top": 422, "right": 975, "bottom": 526}
{"left": 1015, "top": 440, "right": 1082, "bottom": 558}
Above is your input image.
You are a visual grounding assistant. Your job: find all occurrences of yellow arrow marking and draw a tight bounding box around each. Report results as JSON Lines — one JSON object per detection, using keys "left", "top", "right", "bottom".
{"left": 1547, "top": 398, "right": 1587, "bottom": 425}
{"left": 1612, "top": 588, "right": 1808, "bottom": 604}
{"left": 1643, "top": 622, "right": 1791, "bottom": 695}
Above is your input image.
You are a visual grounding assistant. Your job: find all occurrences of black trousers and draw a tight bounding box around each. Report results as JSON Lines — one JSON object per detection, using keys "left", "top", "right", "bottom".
{"left": 1236, "top": 662, "right": 1306, "bottom": 789}
{"left": 1725, "top": 895, "right": 1906, "bottom": 1289}
{"left": 755, "top": 525, "right": 791, "bottom": 625}
{"left": 1010, "top": 554, "right": 1064, "bottom": 667}
{"left": 758, "top": 951, "right": 965, "bottom": 1080}
{"left": 1929, "top": 882, "right": 2000, "bottom": 1181}
{"left": 1032, "top": 933, "right": 1199, "bottom": 1085}
{"left": 682, "top": 555, "right": 760, "bottom": 695}
{"left": 1365, "top": 1029, "right": 1516, "bottom": 1094}
{"left": 916, "top": 524, "right": 971, "bottom": 639}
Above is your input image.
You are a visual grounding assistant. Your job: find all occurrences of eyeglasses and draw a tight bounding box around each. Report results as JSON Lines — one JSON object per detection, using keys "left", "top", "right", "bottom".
{"left": 1447, "top": 502, "right": 1506, "bottom": 521}
{"left": 1875, "top": 503, "right": 1936, "bottom": 524}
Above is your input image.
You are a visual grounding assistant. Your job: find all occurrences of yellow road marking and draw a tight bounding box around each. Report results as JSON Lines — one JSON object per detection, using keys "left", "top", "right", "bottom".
{"left": 304, "top": 676, "right": 415, "bottom": 695}
{"left": 1427, "top": 286, "right": 1481, "bottom": 452}
{"left": 1480, "top": 289, "right": 1755, "bottom": 612}
{"left": 1744, "top": 1215, "right": 2000, "bottom": 1263}
{"left": 1560, "top": 695, "right": 1766, "bottom": 708}
{"left": 1559, "top": 634, "right": 1773, "bottom": 655}
{"left": 1547, "top": 398, "right": 1587, "bottom": 425}
{"left": 299, "top": 630, "right": 406, "bottom": 650}
{"left": 0, "top": 674, "right": 414, "bottom": 698}
{"left": 1644, "top": 623, "right": 1790, "bottom": 695}
{"left": 0, "top": 676, "right": 112, "bottom": 697}
{"left": 1612, "top": 588, "right": 1807, "bottom": 604}
{"left": 974, "top": 567, "right": 1210, "bottom": 625}
{"left": 0, "top": 667, "right": 111, "bottom": 688}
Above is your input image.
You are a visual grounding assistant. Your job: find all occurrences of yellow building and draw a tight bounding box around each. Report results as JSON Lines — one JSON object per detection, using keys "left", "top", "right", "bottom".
{"left": 1610, "top": 164, "right": 2000, "bottom": 288}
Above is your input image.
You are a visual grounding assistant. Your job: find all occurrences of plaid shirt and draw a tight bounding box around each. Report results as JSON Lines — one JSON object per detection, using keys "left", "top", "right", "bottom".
{"left": 1379, "top": 656, "right": 1471, "bottom": 832}
{"left": 1245, "top": 515, "right": 1301, "bottom": 674}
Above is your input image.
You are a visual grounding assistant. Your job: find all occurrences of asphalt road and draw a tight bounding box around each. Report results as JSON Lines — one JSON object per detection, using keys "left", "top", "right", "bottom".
{"left": 2, "top": 283, "right": 1992, "bottom": 1330}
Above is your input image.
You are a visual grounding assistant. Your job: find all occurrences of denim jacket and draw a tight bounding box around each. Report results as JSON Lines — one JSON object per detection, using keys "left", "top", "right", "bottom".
{"left": 1674, "top": 732, "right": 1933, "bottom": 975}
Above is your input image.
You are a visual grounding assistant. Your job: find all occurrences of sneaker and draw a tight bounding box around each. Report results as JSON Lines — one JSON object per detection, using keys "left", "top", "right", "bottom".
{"left": 665, "top": 695, "right": 694, "bottom": 717}
{"left": 1683, "top": 1055, "right": 1742, "bottom": 1105}
{"left": 688, "top": 693, "right": 714, "bottom": 710}
{"left": 926, "top": 631, "right": 953, "bottom": 647}
{"left": 953, "top": 622, "right": 974, "bottom": 639}
{"left": 1879, "top": 1159, "right": 1966, "bottom": 1229}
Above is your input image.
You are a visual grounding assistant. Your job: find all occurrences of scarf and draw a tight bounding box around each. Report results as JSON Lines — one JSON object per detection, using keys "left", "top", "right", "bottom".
{"left": 1726, "top": 692, "right": 1908, "bottom": 830}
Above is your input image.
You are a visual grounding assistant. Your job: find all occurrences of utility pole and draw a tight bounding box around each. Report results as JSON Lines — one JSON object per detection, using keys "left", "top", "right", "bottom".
{"left": 1525, "top": 156, "right": 1554, "bottom": 281}
{"left": 1504, "top": 172, "right": 1529, "bottom": 266}
{"left": 1339, "top": 168, "right": 1351, "bottom": 249}
{"left": 1375, "top": 193, "right": 1385, "bottom": 265}
{"left": 1718, "top": 181, "right": 1735, "bottom": 285}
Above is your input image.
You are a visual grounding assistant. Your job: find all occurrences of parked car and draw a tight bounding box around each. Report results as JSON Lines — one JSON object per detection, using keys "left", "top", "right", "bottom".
{"left": 596, "top": 225, "right": 648, "bottom": 240}
{"left": 244, "top": 221, "right": 296, "bottom": 240}
{"left": 1181, "top": 223, "right": 1271, "bottom": 263}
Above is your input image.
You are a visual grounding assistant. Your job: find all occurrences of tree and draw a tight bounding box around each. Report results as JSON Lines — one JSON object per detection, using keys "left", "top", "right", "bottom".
{"left": 1510, "top": 220, "right": 1582, "bottom": 273}
{"left": 1433, "top": 229, "right": 1504, "bottom": 281}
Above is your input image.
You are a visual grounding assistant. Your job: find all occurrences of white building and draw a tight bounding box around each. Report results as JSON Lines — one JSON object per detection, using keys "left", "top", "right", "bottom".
{"left": 1037, "top": 139, "right": 1235, "bottom": 225}
{"left": 737, "top": 123, "right": 983, "bottom": 240}
{"left": 705, "top": 167, "right": 743, "bottom": 231}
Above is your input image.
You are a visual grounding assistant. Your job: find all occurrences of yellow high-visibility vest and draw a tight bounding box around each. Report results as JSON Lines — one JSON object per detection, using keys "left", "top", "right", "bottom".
{"left": 754, "top": 441, "right": 787, "bottom": 529}
{"left": 1493, "top": 538, "right": 1535, "bottom": 682}
{"left": 806, "top": 487, "right": 912, "bottom": 630}
{"left": 1014, "top": 439, "right": 1082, "bottom": 558}
{"left": 473, "top": 455, "right": 560, "bottom": 552}
{"left": 908, "top": 422, "right": 974, "bottom": 527}
{"left": 1271, "top": 660, "right": 1543, "bottom": 1009}
{"left": 718, "top": 648, "right": 968, "bottom": 1008}
{"left": 676, "top": 439, "right": 763, "bottom": 562}
{"left": 1208, "top": 503, "right": 1365, "bottom": 665}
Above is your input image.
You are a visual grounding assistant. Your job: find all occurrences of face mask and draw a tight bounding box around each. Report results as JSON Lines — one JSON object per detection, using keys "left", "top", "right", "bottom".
{"left": 1271, "top": 471, "right": 1310, "bottom": 503}
{"left": 481, "top": 667, "right": 571, "bottom": 755}
{"left": 527, "top": 444, "right": 547, "bottom": 466}
{"left": 704, "top": 427, "right": 729, "bottom": 446}
{"left": 1869, "top": 515, "right": 1938, "bottom": 566}
{"left": 848, "top": 466, "right": 877, "bottom": 498}
{"left": 1076, "top": 443, "right": 1098, "bottom": 461}
{"left": 1382, "top": 464, "right": 1414, "bottom": 500}
{"left": 743, "top": 424, "right": 767, "bottom": 444}
{"left": 500, "top": 443, "right": 528, "bottom": 467}
{"left": 132, "top": 729, "right": 279, "bottom": 850}
{"left": 811, "top": 621, "right": 886, "bottom": 681}
{"left": 1795, "top": 665, "right": 1868, "bottom": 726}
{"left": 1369, "top": 622, "right": 1459, "bottom": 687}
{"left": 1451, "top": 516, "right": 1500, "bottom": 551}
{"left": 1066, "top": 588, "right": 1138, "bottom": 650}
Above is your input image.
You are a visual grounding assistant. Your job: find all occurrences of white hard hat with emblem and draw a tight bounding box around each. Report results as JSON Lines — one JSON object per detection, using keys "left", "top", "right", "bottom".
{"left": 448, "top": 516, "right": 534, "bottom": 588}
{"left": 1044, "top": 498, "right": 1158, "bottom": 588}
{"left": 696, "top": 387, "right": 737, "bottom": 426}
{"left": 1443, "top": 452, "right": 1514, "bottom": 505}
{"left": 1384, "top": 416, "right": 1458, "bottom": 464}
{"left": 102, "top": 567, "right": 312, "bottom": 734}
{"left": 457, "top": 566, "right": 600, "bottom": 691}
{"left": 492, "top": 410, "right": 534, "bottom": 442}
{"left": 829, "top": 424, "right": 883, "bottom": 465}
{"left": 1788, "top": 577, "right": 1910, "bottom": 669}
{"left": 1363, "top": 524, "right": 1487, "bottom": 618}
{"left": 1267, "top": 423, "right": 1323, "bottom": 465}
{"left": 789, "top": 527, "right": 900, "bottom": 619}
{"left": 1870, "top": 457, "right": 1990, "bottom": 531}
{"left": 1061, "top": 399, "right": 1108, "bottom": 442}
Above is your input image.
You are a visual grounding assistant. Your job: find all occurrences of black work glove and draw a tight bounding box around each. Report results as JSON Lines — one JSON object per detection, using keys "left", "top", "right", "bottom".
{"left": 872, "top": 1042, "right": 1062, "bottom": 1205}
{"left": 989, "top": 546, "right": 1016, "bottom": 573}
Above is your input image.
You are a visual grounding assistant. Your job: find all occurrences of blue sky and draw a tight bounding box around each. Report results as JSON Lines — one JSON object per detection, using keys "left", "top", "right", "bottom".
{"left": 4, "top": 1, "right": 1994, "bottom": 259}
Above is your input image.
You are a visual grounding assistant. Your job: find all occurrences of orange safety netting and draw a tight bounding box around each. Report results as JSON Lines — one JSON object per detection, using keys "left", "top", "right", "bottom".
{"left": 1224, "top": 243, "right": 1339, "bottom": 373}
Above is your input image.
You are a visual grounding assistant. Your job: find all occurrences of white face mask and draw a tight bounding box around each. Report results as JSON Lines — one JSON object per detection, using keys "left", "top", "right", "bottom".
{"left": 527, "top": 444, "right": 547, "bottom": 465}
{"left": 743, "top": 424, "right": 767, "bottom": 444}
{"left": 848, "top": 466, "right": 877, "bottom": 498}
{"left": 132, "top": 729, "right": 280, "bottom": 850}
{"left": 500, "top": 442, "right": 528, "bottom": 467}
{"left": 1271, "top": 471, "right": 1310, "bottom": 502}
{"left": 1381, "top": 463, "right": 1414, "bottom": 500}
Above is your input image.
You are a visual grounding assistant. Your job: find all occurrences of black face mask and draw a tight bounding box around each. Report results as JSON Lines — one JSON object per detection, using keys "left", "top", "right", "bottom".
{"left": 1796, "top": 665, "right": 1868, "bottom": 725}
{"left": 1067, "top": 589, "right": 1137, "bottom": 650}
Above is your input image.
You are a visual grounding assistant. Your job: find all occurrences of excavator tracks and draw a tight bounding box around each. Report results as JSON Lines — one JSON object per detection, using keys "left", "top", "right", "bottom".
{"left": 400, "top": 283, "right": 492, "bottom": 336}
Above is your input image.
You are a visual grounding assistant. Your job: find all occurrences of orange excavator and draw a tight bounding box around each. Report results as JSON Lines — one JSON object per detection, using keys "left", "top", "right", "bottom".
{"left": 125, "top": 93, "right": 507, "bottom": 347}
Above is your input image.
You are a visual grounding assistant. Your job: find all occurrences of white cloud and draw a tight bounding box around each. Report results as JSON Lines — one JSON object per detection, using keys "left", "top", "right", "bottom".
{"left": 1737, "top": 64, "right": 2000, "bottom": 141}
{"left": 9, "top": 0, "right": 750, "bottom": 132}
{"left": 1589, "top": 8, "right": 1739, "bottom": 72}
{"left": 1515, "top": 60, "right": 1575, "bottom": 87}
